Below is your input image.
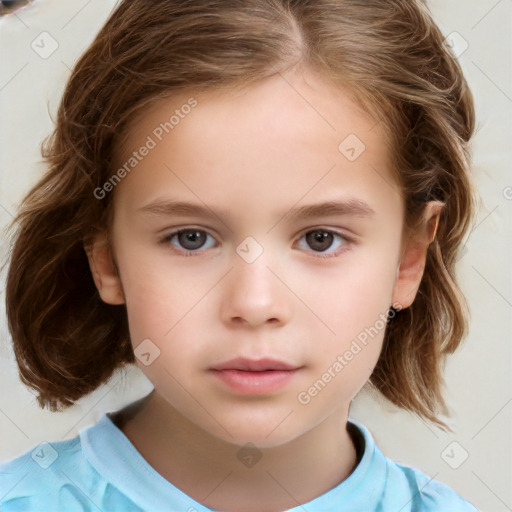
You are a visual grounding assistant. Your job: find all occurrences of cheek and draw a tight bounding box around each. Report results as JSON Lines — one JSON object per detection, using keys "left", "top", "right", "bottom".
{"left": 297, "top": 287, "right": 393, "bottom": 410}
{"left": 123, "top": 276, "right": 191, "bottom": 345}
{"left": 114, "top": 241, "right": 205, "bottom": 338}
{"left": 298, "top": 253, "right": 398, "bottom": 336}
{"left": 119, "top": 261, "right": 219, "bottom": 376}
{"left": 296, "top": 253, "right": 397, "bottom": 389}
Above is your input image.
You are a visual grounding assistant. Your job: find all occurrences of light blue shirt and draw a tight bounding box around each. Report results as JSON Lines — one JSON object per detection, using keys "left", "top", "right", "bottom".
{"left": 1, "top": 413, "right": 479, "bottom": 511}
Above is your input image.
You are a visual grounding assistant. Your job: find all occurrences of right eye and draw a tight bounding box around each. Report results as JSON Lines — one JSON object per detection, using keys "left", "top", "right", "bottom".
{"left": 162, "top": 228, "right": 217, "bottom": 254}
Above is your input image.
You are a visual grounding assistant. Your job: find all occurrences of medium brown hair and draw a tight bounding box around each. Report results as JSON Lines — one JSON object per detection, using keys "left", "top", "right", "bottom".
{"left": 5, "top": 0, "right": 477, "bottom": 430}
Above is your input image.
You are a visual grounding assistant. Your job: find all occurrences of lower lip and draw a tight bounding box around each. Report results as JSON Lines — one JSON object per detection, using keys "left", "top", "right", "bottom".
{"left": 211, "top": 369, "right": 298, "bottom": 394}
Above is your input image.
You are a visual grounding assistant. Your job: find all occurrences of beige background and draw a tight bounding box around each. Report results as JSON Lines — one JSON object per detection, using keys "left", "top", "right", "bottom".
{"left": 1, "top": 1, "right": 510, "bottom": 511}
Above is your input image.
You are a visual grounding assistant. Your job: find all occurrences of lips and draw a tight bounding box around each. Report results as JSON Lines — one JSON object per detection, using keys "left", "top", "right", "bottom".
{"left": 209, "top": 357, "right": 302, "bottom": 394}
{"left": 210, "top": 357, "right": 298, "bottom": 372}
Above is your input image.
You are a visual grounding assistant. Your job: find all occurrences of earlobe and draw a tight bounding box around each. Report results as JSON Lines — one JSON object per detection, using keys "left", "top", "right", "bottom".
{"left": 392, "top": 201, "right": 444, "bottom": 309}
{"left": 84, "top": 234, "right": 125, "bottom": 305}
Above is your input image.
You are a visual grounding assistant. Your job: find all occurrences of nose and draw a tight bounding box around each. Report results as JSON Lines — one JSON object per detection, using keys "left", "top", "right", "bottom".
{"left": 219, "top": 253, "right": 293, "bottom": 329}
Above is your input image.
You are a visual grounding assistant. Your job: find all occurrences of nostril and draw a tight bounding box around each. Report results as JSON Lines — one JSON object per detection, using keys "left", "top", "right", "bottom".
{"left": 229, "top": 316, "right": 280, "bottom": 327}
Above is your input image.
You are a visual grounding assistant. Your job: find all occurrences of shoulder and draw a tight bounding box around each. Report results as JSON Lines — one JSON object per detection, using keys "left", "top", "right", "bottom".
{"left": 349, "top": 420, "right": 479, "bottom": 512}
{"left": 1, "top": 416, "right": 143, "bottom": 512}
{"left": 0, "top": 435, "right": 94, "bottom": 511}
{"left": 391, "top": 461, "right": 480, "bottom": 511}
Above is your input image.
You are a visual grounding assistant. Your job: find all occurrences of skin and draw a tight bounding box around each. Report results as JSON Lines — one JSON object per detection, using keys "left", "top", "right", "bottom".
{"left": 86, "top": 67, "right": 442, "bottom": 512}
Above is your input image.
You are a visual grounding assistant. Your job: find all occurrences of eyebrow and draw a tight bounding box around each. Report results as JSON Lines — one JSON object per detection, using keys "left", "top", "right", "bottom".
{"left": 138, "top": 198, "right": 375, "bottom": 221}
{"left": 284, "top": 199, "right": 375, "bottom": 220}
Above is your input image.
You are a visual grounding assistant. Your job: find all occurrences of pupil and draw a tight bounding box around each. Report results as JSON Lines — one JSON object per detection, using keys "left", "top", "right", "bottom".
{"left": 307, "top": 231, "right": 333, "bottom": 252}
{"left": 179, "top": 230, "right": 205, "bottom": 249}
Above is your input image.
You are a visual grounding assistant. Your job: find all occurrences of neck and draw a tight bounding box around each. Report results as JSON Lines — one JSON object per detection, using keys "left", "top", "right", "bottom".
{"left": 115, "top": 392, "right": 358, "bottom": 512}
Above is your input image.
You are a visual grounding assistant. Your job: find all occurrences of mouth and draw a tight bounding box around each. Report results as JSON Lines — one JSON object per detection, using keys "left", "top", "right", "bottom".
{"left": 210, "top": 357, "right": 298, "bottom": 372}
{"left": 209, "top": 357, "right": 302, "bottom": 394}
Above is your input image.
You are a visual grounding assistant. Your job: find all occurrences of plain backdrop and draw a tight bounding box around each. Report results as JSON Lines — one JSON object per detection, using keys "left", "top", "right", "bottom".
{"left": 0, "top": 1, "right": 511, "bottom": 511}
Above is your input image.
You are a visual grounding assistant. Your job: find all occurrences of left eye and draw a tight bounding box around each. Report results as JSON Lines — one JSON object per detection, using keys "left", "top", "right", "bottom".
{"left": 164, "top": 229, "right": 216, "bottom": 252}
{"left": 296, "top": 229, "right": 347, "bottom": 254}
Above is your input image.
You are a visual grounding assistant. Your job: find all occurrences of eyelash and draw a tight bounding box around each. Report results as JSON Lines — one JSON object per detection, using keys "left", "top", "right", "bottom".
{"left": 160, "top": 227, "right": 354, "bottom": 259}
{"left": 295, "top": 230, "right": 352, "bottom": 259}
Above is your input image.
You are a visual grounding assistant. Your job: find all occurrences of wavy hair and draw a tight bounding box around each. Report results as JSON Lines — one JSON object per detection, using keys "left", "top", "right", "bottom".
{"left": 5, "top": 0, "right": 477, "bottom": 431}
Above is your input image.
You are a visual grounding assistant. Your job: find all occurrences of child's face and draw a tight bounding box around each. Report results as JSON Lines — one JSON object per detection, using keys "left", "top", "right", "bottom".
{"left": 89, "top": 69, "right": 430, "bottom": 447}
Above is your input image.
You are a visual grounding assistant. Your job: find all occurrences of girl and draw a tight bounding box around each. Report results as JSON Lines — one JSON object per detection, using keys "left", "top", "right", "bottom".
{"left": 1, "top": 0, "right": 480, "bottom": 510}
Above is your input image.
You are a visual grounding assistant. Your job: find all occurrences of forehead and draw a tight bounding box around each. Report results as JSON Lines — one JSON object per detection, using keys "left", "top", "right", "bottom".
{"left": 112, "top": 69, "right": 400, "bottom": 216}
{"left": 117, "top": 68, "right": 392, "bottom": 157}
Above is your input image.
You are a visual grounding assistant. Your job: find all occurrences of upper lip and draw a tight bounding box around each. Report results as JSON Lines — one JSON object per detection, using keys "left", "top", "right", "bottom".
{"left": 210, "top": 357, "right": 299, "bottom": 372}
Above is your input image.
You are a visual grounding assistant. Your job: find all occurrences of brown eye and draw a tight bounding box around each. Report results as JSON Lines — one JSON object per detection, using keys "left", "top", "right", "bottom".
{"left": 305, "top": 230, "right": 335, "bottom": 252}
{"left": 295, "top": 229, "right": 350, "bottom": 257}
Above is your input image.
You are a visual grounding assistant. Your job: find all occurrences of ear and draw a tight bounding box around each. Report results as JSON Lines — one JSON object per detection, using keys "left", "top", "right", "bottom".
{"left": 83, "top": 233, "right": 125, "bottom": 305}
{"left": 392, "top": 201, "right": 444, "bottom": 309}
